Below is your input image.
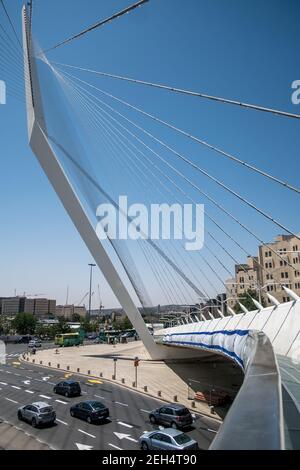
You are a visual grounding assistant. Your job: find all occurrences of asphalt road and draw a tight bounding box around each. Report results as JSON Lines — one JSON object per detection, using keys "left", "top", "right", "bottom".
{"left": 0, "top": 343, "right": 220, "bottom": 450}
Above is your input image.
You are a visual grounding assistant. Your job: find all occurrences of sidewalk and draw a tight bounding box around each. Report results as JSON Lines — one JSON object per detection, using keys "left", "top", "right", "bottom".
{"left": 22, "top": 341, "right": 222, "bottom": 420}
{"left": 0, "top": 419, "right": 53, "bottom": 450}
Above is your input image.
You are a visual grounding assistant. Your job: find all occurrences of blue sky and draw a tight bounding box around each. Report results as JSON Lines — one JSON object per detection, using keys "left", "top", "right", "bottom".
{"left": 0, "top": 0, "right": 299, "bottom": 308}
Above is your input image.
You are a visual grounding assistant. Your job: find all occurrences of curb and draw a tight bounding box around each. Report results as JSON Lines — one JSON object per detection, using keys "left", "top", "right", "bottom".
{"left": 19, "top": 354, "right": 222, "bottom": 423}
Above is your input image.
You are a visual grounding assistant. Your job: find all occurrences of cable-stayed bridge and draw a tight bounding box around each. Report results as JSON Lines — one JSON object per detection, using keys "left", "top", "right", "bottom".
{"left": 2, "top": 0, "right": 300, "bottom": 450}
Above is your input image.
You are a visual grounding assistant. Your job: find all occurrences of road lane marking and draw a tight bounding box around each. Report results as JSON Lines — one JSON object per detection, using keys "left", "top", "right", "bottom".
{"left": 114, "top": 432, "right": 138, "bottom": 442}
{"left": 39, "top": 395, "right": 51, "bottom": 400}
{"left": 117, "top": 421, "right": 133, "bottom": 429}
{"left": 94, "top": 395, "right": 105, "bottom": 400}
{"left": 25, "top": 390, "right": 34, "bottom": 394}
{"left": 108, "top": 443, "right": 122, "bottom": 450}
{"left": 0, "top": 382, "right": 8, "bottom": 386}
{"left": 115, "top": 401, "right": 128, "bottom": 407}
{"left": 78, "top": 429, "right": 96, "bottom": 439}
{"left": 140, "top": 409, "right": 150, "bottom": 413}
{"left": 11, "top": 386, "right": 21, "bottom": 390}
{"left": 55, "top": 399, "right": 68, "bottom": 405}
{"left": 76, "top": 443, "right": 93, "bottom": 450}
{"left": 5, "top": 371, "right": 12, "bottom": 374}
{"left": 56, "top": 419, "right": 68, "bottom": 426}
{"left": 5, "top": 398, "right": 18, "bottom": 404}
{"left": 14, "top": 373, "right": 21, "bottom": 376}
{"left": 48, "top": 382, "right": 55, "bottom": 385}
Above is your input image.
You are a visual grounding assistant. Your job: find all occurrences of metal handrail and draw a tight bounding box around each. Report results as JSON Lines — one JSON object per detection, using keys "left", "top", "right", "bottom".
{"left": 209, "top": 331, "right": 284, "bottom": 450}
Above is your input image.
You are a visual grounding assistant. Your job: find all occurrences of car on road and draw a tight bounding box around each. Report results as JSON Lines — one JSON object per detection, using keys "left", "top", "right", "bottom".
{"left": 70, "top": 400, "right": 109, "bottom": 424}
{"left": 28, "top": 339, "right": 42, "bottom": 348}
{"left": 149, "top": 404, "right": 193, "bottom": 429}
{"left": 139, "top": 428, "right": 199, "bottom": 450}
{"left": 14, "top": 335, "right": 32, "bottom": 344}
{"left": 17, "top": 402, "right": 56, "bottom": 428}
{"left": 54, "top": 380, "right": 81, "bottom": 397}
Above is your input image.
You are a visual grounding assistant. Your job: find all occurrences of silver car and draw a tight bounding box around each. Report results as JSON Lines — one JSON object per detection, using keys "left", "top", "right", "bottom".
{"left": 139, "top": 428, "right": 199, "bottom": 450}
{"left": 18, "top": 402, "right": 56, "bottom": 427}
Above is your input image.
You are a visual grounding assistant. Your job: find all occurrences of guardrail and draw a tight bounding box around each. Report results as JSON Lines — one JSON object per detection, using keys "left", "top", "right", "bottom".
{"left": 156, "top": 330, "right": 284, "bottom": 450}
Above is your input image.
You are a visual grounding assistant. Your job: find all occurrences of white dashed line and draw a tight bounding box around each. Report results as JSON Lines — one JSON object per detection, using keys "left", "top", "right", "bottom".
{"left": 0, "top": 382, "right": 7, "bottom": 386}
{"left": 55, "top": 399, "right": 68, "bottom": 405}
{"left": 25, "top": 390, "right": 34, "bottom": 394}
{"left": 14, "top": 373, "right": 21, "bottom": 377}
{"left": 78, "top": 429, "right": 96, "bottom": 439}
{"left": 140, "top": 409, "right": 150, "bottom": 413}
{"left": 117, "top": 421, "right": 133, "bottom": 429}
{"left": 94, "top": 395, "right": 105, "bottom": 400}
{"left": 39, "top": 395, "right": 51, "bottom": 400}
{"left": 5, "top": 398, "right": 18, "bottom": 404}
{"left": 115, "top": 401, "right": 128, "bottom": 407}
{"left": 56, "top": 419, "right": 68, "bottom": 426}
{"left": 108, "top": 443, "right": 122, "bottom": 450}
{"left": 48, "top": 382, "right": 55, "bottom": 385}
{"left": 11, "top": 386, "right": 21, "bottom": 390}
{"left": 5, "top": 371, "right": 12, "bottom": 374}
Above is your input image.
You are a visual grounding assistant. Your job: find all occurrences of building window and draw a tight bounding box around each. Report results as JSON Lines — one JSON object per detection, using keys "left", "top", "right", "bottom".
{"left": 265, "top": 251, "right": 268, "bottom": 257}
{"left": 293, "top": 245, "right": 298, "bottom": 252}
{"left": 295, "top": 283, "right": 300, "bottom": 290}
{"left": 293, "top": 258, "right": 299, "bottom": 264}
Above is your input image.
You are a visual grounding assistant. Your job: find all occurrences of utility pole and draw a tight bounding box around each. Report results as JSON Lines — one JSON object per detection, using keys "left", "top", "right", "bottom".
{"left": 88, "top": 263, "right": 96, "bottom": 321}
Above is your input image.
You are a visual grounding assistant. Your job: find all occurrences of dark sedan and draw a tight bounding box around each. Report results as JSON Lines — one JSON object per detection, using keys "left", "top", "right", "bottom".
{"left": 54, "top": 380, "right": 81, "bottom": 398}
{"left": 70, "top": 401, "right": 109, "bottom": 424}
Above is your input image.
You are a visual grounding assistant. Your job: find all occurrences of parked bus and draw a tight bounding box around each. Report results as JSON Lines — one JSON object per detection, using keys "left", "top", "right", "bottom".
{"left": 55, "top": 332, "right": 84, "bottom": 347}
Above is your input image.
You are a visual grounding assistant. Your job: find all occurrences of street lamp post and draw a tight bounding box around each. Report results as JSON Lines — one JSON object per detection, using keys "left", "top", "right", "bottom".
{"left": 88, "top": 263, "right": 96, "bottom": 321}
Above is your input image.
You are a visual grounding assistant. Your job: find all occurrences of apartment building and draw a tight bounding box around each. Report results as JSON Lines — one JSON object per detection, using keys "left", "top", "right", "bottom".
{"left": 56, "top": 305, "right": 87, "bottom": 320}
{"left": 226, "top": 235, "right": 300, "bottom": 307}
{"left": 225, "top": 256, "right": 262, "bottom": 307}
{"left": 258, "top": 234, "right": 300, "bottom": 304}
{"left": 0, "top": 297, "right": 56, "bottom": 318}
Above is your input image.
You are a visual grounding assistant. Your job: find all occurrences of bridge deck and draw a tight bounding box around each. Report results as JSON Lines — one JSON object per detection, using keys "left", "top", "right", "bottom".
{"left": 277, "top": 355, "right": 300, "bottom": 449}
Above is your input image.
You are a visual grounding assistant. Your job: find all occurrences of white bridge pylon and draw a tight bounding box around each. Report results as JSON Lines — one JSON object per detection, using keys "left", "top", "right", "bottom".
{"left": 21, "top": 5, "right": 161, "bottom": 359}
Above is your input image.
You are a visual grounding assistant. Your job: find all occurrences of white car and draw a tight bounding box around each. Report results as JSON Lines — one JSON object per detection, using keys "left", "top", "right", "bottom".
{"left": 28, "top": 340, "right": 42, "bottom": 348}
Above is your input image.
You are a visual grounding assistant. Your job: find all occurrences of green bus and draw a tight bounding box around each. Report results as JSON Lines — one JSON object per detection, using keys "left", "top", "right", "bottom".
{"left": 55, "top": 332, "right": 84, "bottom": 347}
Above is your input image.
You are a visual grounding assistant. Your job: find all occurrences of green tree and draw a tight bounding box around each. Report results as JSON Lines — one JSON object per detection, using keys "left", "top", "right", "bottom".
{"left": 71, "top": 313, "right": 82, "bottom": 323}
{"left": 233, "top": 289, "right": 265, "bottom": 314}
{"left": 121, "top": 316, "right": 132, "bottom": 331}
{"left": 12, "top": 313, "right": 37, "bottom": 335}
{"left": 80, "top": 319, "right": 98, "bottom": 333}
